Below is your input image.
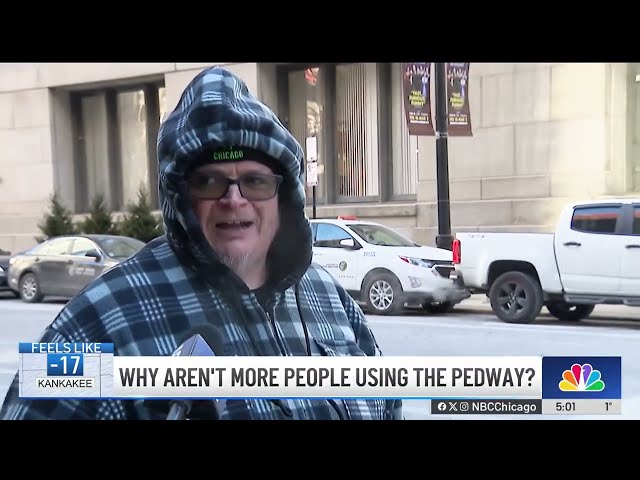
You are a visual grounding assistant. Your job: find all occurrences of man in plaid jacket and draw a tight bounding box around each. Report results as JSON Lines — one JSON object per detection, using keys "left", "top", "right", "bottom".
{"left": 0, "top": 66, "right": 403, "bottom": 420}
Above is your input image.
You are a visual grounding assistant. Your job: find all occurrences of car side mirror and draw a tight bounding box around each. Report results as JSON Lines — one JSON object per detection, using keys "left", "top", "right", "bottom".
{"left": 85, "top": 249, "right": 102, "bottom": 262}
{"left": 339, "top": 238, "right": 359, "bottom": 249}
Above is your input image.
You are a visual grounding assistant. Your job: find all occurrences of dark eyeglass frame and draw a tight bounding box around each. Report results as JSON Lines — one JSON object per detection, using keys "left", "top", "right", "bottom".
{"left": 187, "top": 171, "right": 284, "bottom": 201}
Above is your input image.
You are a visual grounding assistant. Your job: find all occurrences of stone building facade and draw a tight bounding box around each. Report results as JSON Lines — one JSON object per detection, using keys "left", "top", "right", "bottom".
{"left": 0, "top": 62, "right": 637, "bottom": 253}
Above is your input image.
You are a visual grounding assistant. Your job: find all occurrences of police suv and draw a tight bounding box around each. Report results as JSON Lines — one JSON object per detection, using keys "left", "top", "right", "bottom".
{"left": 310, "top": 217, "right": 470, "bottom": 315}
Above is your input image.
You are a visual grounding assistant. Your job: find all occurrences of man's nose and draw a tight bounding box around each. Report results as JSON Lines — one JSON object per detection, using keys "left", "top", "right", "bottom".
{"left": 219, "top": 184, "right": 247, "bottom": 205}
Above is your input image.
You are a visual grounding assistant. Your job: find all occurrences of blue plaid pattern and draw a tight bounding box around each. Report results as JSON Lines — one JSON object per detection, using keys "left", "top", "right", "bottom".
{"left": 0, "top": 66, "right": 402, "bottom": 420}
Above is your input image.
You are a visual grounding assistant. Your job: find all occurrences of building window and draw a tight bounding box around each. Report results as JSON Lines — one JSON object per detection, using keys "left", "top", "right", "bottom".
{"left": 118, "top": 89, "right": 149, "bottom": 210}
{"left": 629, "top": 64, "right": 640, "bottom": 193}
{"left": 390, "top": 63, "right": 418, "bottom": 197}
{"left": 79, "top": 93, "right": 112, "bottom": 210}
{"left": 288, "top": 68, "right": 327, "bottom": 204}
{"left": 159, "top": 86, "right": 167, "bottom": 123}
{"left": 335, "top": 63, "right": 380, "bottom": 200}
{"left": 278, "top": 63, "right": 416, "bottom": 206}
{"left": 71, "top": 82, "right": 165, "bottom": 214}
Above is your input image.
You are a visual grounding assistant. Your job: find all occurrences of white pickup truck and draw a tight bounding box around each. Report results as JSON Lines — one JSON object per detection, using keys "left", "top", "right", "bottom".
{"left": 452, "top": 198, "right": 640, "bottom": 324}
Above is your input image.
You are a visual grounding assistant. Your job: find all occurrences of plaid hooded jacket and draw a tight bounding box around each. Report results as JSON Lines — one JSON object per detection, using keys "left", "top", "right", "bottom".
{"left": 0, "top": 66, "right": 403, "bottom": 420}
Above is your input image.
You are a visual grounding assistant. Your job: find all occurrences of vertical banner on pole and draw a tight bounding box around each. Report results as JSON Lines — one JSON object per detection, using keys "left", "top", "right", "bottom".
{"left": 402, "top": 63, "right": 435, "bottom": 136}
{"left": 446, "top": 62, "right": 473, "bottom": 137}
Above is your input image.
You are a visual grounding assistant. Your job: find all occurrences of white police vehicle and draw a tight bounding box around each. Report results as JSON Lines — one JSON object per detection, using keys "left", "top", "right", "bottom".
{"left": 310, "top": 217, "right": 470, "bottom": 315}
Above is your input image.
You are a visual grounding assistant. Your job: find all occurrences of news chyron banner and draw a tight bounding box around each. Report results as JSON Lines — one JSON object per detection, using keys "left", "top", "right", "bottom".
{"left": 17, "top": 343, "right": 622, "bottom": 416}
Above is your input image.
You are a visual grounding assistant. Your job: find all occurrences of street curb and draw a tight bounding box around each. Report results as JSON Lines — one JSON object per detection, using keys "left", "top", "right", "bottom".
{"left": 458, "top": 294, "right": 640, "bottom": 321}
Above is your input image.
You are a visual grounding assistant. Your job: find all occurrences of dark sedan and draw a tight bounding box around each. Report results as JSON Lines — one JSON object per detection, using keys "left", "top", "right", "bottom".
{"left": 7, "top": 234, "right": 146, "bottom": 303}
{"left": 0, "top": 248, "right": 19, "bottom": 297}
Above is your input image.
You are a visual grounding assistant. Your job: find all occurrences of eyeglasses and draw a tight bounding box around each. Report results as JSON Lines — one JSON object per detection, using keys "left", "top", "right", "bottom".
{"left": 187, "top": 172, "right": 283, "bottom": 201}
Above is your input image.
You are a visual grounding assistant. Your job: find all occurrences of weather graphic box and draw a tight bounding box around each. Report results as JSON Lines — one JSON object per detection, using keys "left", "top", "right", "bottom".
{"left": 18, "top": 343, "right": 114, "bottom": 399}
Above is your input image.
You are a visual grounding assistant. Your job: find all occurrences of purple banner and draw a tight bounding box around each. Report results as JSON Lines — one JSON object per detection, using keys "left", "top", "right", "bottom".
{"left": 446, "top": 62, "right": 473, "bottom": 136}
{"left": 402, "top": 63, "right": 435, "bottom": 136}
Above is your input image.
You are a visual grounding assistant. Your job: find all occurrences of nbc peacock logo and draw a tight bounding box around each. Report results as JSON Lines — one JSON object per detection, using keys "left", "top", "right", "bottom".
{"left": 559, "top": 363, "right": 605, "bottom": 392}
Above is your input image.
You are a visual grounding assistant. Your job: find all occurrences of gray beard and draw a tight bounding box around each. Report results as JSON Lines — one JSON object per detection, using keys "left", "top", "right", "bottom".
{"left": 218, "top": 251, "right": 254, "bottom": 277}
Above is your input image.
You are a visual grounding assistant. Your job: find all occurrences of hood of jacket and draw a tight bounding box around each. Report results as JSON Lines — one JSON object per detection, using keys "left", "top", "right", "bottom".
{"left": 156, "top": 65, "right": 312, "bottom": 295}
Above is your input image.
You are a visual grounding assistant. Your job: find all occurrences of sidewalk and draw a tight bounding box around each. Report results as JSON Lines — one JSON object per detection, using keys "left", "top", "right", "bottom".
{"left": 458, "top": 294, "right": 640, "bottom": 321}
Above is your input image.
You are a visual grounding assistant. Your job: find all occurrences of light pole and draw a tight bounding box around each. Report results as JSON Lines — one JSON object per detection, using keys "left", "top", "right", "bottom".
{"left": 434, "top": 63, "right": 453, "bottom": 251}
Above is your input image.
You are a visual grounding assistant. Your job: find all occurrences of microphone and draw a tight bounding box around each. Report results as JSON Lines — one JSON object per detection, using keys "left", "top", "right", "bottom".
{"left": 166, "top": 323, "right": 226, "bottom": 421}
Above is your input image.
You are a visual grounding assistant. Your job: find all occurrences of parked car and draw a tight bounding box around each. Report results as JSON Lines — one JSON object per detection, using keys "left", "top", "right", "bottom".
{"left": 452, "top": 198, "right": 640, "bottom": 324}
{"left": 0, "top": 249, "right": 19, "bottom": 297}
{"left": 310, "top": 217, "right": 470, "bottom": 315}
{"left": 7, "top": 234, "right": 146, "bottom": 303}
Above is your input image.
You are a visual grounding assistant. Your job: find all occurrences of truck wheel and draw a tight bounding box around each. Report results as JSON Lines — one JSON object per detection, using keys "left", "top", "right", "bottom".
{"left": 489, "top": 271, "right": 543, "bottom": 324}
{"left": 546, "top": 302, "right": 595, "bottom": 321}
{"left": 363, "top": 273, "right": 403, "bottom": 316}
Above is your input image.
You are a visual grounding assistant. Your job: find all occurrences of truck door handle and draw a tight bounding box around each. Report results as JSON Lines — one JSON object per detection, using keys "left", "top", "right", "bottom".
{"left": 563, "top": 241, "right": 581, "bottom": 247}
{"left": 626, "top": 244, "right": 640, "bottom": 249}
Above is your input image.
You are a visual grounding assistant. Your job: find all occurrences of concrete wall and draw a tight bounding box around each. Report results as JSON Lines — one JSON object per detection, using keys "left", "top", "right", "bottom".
{"left": 0, "top": 87, "right": 55, "bottom": 253}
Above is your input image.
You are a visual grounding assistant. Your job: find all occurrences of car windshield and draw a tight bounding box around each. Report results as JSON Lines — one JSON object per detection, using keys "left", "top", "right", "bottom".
{"left": 347, "top": 224, "right": 418, "bottom": 247}
{"left": 95, "top": 237, "right": 146, "bottom": 259}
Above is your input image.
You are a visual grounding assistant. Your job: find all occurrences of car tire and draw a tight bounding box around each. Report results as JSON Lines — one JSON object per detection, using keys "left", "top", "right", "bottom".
{"left": 363, "top": 272, "right": 403, "bottom": 316}
{"left": 20, "top": 272, "right": 44, "bottom": 303}
{"left": 489, "top": 271, "right": 543, "bottom": 324}
{"left": 545, "top": 302, "right": 595, "bottom": 321}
